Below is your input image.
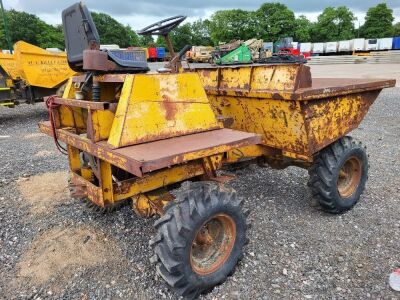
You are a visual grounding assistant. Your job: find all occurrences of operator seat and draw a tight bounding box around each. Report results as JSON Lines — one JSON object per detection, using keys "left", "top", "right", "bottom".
{"left": 62, "top": 3, "right": 149, "bottom": 73}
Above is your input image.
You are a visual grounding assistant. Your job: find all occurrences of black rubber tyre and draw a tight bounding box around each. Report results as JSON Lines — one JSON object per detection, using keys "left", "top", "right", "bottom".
{"left": 150, "top": 181, "right": 248, "bottom": 299}
{"left": 308, "top": 136, "right": 369, "bottom": 214}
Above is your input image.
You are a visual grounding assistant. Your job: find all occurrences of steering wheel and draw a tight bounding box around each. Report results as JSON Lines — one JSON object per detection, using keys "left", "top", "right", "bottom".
{"left": 137, "top": 16, "right": 187, "bottom": 36}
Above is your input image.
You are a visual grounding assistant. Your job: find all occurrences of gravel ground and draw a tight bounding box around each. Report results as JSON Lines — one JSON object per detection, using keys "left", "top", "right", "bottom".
{"left": 0, "top": 87, "right": 399, "bottom": 300}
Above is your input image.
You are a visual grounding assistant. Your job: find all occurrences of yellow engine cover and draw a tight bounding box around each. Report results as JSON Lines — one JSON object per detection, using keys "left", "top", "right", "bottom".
{"left": 108, "top": 73, "right": 222, "bottom": 148}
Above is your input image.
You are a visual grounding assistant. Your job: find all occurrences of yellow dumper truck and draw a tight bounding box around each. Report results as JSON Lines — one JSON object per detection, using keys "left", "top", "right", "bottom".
{"left": 0, "top": 41, "right": 75, "bottom": 107}
{"left": 38, "top": 3, "right": 395, "bottom": 298}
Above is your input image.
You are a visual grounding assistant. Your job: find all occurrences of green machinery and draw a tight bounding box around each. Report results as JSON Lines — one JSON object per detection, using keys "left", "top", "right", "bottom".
{"left": 213, "top": 44, "right": 252, "bottom": 65}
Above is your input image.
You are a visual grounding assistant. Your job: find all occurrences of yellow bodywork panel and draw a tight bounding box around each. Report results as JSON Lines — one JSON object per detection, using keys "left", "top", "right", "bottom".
{"left": 90, "top": 110, "right": 115, "bottom": 142}
{"left": 196, "top": 64, "right": 304, "bottom": 97}
{"left": 0, "top": 52, "right": 22, "bottom": 79}
{"left": 304, "top": 91, "right": 377, "bottom": 152}
{"left": 113, "top": 161, "right": 205, "bottom": 201}
{"left": 62, "top": 77, "right": 74, "bottom": 98}
{"left": 108, "top": 73, "right": 222, "bottom": 148}
{"left": 208, "top": 95, "right": 310, "bottom": 155}
{"left": 196, "top": 65, "right": 384, "bottom": 157}
{"left": 13, "top": 41, "right": 76, "bottom": 88}
{"left": 225, "top": 144, "right": 275, "bottom": 163}
{"left": 57, "top": 79, "right": 86, "bottom": 130}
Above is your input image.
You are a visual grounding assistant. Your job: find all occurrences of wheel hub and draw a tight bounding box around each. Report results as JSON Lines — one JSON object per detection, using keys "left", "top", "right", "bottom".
{"left": 337, "top": 156, "right": 362, "bottom": 198}
{"left": 190, "top": 214, "right": 236, "bottom": 275}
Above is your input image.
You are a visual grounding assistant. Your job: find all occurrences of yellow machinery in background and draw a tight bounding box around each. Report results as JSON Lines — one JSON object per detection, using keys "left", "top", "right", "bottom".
{"left": 186, "top": 45, "right": 215, "bottom": 63}
{"left": 39, "top": 3, "right": 395, "bottom": 299}
{"left": 0, "top": 41, "right": 76, "bottom": 107}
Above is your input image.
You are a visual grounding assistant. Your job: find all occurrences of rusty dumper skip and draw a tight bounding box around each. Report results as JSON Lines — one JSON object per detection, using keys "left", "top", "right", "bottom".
{"left": 38, "top": 3, "right": 395, "bottom": 298}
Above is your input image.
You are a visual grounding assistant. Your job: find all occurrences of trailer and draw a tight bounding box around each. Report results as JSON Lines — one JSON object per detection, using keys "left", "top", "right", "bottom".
{"left": 393, "top": 37, "right": 400, "bottom": 50}
{"left": 339, "top": 40, "right": 353, "bottom": 52}
{"left": 378, "top": 38, "right": 393, "bottom": 50}
{"left": 353, "top": 38, "right": 366, "bottom": 51}
{"left": 325, "top": 42, "right": 338, "bottom": 53}
{"left": 365, "top": 39, "right": 378, "bottom": 51}
{"left": 300, "top": 42, "right": 312, "bottom": 53}
{"left": 312, "top": 43, "right": 324, "bottom": 54}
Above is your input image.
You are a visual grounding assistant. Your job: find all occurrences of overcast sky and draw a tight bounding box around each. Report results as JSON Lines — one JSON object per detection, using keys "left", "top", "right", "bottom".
{"left": 4, "top": 0, "right": 400, "bottom": 30}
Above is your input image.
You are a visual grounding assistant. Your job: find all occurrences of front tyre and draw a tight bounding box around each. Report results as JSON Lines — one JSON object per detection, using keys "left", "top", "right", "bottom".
{"left": 308, "top": 136, "right": 369, "bottom": 214}
{"left": 150, "top": 182, "right": 248, "bottom": 298}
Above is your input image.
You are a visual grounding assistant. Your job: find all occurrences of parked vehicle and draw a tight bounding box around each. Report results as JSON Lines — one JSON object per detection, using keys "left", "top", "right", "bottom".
{"left": 338, "top": 40, "right": 353, "bottom": 52}
{"left": 0, "top": 41, "right": 75, "bottom": 108}
{"left": 353, "top": 38, "right": 366, "bottom": 51}
{"left": 325, "top": 42, "right": 338, "bottom": 53}
{"left": 43, "top": 4, "right": 397, "bottom": 298}
{"left": 393, "top": 37, "right": 400, "bottom": 50}
{"left": 186, "top": 46, "right": 214, "bottom": 63}
{"left": 365, "top": 39, "right": 378, "bottom": 51}
{"left": 300, "top": 43, "right": 312, "bottom": 53}
{"left": 312, "top": 43, "right": 324, "bottom": 54}
{"left": 378, "top": 38, "right": 393, "bottom": 50}
{"left": 147, "top": 47, "right": 157, "bottom": 61}
{"left": 156, "top": 47, "right": 165, "bottom": 61}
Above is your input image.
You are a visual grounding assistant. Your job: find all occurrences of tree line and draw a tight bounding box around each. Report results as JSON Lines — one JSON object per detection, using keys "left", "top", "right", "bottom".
{"left": 0, "top": 2, "right": 399, "bottom": 52}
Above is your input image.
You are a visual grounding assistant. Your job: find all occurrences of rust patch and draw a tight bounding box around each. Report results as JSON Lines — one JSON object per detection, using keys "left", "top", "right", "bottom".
{"left": 272, "top": 93, "right": 285, "bottom": 100}
{"left": 39, "top": 121, "right": 143, "bottom": 177}
{"left": 161, "top": 95, "right": 178, "bottom": 121}
{"left": 202, "top": 69, "right": 212, "bottom": 78}
{"left": 294, "top": 64, "right": 312, "bottom": 90}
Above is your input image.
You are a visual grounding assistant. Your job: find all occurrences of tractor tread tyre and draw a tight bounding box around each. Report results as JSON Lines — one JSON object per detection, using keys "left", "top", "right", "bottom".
{"left": 308, "top": 136, "right": 368, "bottom": 214}
{"left": 150, "top": 181, "right": 247, "bottom": 299}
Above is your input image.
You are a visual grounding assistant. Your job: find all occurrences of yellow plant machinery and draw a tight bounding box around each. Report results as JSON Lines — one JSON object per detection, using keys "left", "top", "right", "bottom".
{"left": 0, "top": 41, "right": 75, "bottom": 107}
{"left": 38, "top": 3, "right": 395, "bottom": 298}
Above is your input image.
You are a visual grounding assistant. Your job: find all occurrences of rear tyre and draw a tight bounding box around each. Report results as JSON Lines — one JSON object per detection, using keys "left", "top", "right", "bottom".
{"left": 150, "top": 181, "right": 248, "bottom": 298}
{"left": 308, "top": 136, "right": 368, "bottom": 214}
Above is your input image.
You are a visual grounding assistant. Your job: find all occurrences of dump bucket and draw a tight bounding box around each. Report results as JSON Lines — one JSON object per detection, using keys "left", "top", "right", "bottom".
{"left": 0, "top": 52, "right": 22, "bottom": 80}
{"left": 194, "top": 64, "right": 395, "bottom": 159}
{"left": 13, "top": 41, "right": 76, "bottom": 88}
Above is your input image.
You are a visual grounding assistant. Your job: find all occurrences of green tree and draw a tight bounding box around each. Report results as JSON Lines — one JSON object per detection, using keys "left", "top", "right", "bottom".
{"left": 361, "top": 3, "right": 394, "bottom": 38}
{"left": 156, "top": 23, "right": 192, "bottom": 52}
{"left": 394, "top": 22, "right": 400, "bottom": 36}
{"left": 293, "top": 15, "right": 313, "bottom": 42}
{"left": 37, "top": 24, "right": 65, "bottom": 49}
{"left": 312, "top": 6, "right": 356, "bottom": 42}
{"left": 0, "top": 9, "right": 64, "bottom": 49}
{"left": 190, "top": 19, "right": 213, "bottom": 46}
{"left": 139, "top": 35, "right": 155, "bottom": 47}
{"left": 91, "top": 12, "right": 139, "bottom": 47}
{"left": 208, "top": 9, "right": 257, "bottom": 44}
{"left": 256, "top": 3, "right": 296, "bottom": 41}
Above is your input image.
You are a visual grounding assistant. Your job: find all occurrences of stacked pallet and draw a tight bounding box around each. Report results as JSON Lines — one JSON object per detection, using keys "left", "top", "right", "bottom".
{"left": 307, "top": 51, "right": 400, "bottom": 65}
